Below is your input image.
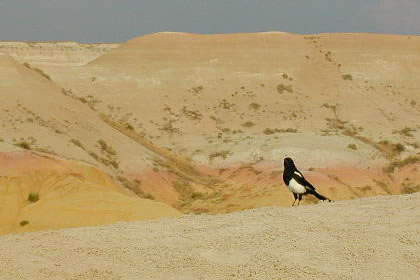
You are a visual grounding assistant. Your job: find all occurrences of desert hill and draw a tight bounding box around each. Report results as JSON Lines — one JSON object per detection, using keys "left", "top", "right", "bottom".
{"left": 0, "top": 52, "right": 184, "bottom": 201}
{"left": 0, "top": 32, "right": 420, "bottom": 232}
{"left": 47, "top": 32, "right": 420, "bottom": 207}
{"left": 0, "top": 193, "right": 419, "bottom": 279}
{"left": 0, "top": 143, "right": 180, "bottom": 235}
{"left": 0, "top": 41, "right": 118, "bottom": 67}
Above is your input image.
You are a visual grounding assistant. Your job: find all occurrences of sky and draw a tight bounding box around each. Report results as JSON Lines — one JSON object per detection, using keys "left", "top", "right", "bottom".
{"left": 0, "top": 0, "right": 419, "bottom": 43}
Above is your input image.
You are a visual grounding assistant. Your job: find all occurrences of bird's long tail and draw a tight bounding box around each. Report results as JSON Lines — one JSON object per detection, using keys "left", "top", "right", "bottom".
{"left": 310, "top": 190, "right": 332, "bottom": 202}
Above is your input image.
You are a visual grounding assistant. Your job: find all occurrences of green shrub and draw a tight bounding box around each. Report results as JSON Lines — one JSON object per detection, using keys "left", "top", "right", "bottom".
{"left": 249, "top": 102, "right": 261, "bottom": 110}
{"left": 15, "top": 141, "right": 31, "bottom": 150}
{"left": 347, "top": 143, "right": 357, "bottom": 150}
{"left": 209, "top": 150, "right": 232, "bottom": 160}
{"left": 277, "top": 84, "right": 293, "bottom": 94}
{"left": 97, "top": 140, "right": 117, "bottom": 156}
{"left": 27, "top": 193, "right": 39, "bottom": 203}
{"left": 263, "top": 128, "right": 275, "bottom": 135}
{"left": 241, "top": 121, "right": 255, "bottom": 128}
{"left": 342, "top": 74, "right": 353, "bottom": 81}
{"left": 70, "top": 139, "right": 84, "bottom": 149}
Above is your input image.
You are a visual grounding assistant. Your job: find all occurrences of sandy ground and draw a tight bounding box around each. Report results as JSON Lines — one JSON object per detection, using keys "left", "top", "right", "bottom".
{"left": 0, "top": 193, "right": 419, "bottom": 280}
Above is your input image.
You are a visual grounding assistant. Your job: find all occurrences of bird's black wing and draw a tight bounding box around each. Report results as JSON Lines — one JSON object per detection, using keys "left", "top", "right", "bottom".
{"left": 292, "top": 171, "right": 316, "bottom": 191}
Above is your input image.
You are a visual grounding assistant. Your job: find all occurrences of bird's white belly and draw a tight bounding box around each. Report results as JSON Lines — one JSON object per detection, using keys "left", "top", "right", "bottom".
{"left": 287, "top": 178, "right": 306, "bottom": 194}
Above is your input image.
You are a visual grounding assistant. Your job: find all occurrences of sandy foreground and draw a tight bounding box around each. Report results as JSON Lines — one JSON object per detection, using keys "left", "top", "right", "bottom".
{"left": 0, "top": 194, "right": 419, "bottom": 280}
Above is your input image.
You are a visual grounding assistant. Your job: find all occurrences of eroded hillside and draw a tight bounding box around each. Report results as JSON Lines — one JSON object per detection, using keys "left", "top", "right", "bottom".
{"left": 0, "top": 143, "right": 180, "bottom": 235}
{"left": 1, "top": 33, "right": 419, "bottom": 229}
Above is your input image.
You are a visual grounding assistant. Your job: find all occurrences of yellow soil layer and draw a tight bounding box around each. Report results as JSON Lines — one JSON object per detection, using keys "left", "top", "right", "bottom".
{"left": 0, "top": 149, "right": 181, "bottom": 235}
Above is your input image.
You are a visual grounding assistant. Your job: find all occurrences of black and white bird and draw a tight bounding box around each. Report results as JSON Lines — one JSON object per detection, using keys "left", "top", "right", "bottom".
{"left": 283, "top": 157, "right": 331, "bottom": 206}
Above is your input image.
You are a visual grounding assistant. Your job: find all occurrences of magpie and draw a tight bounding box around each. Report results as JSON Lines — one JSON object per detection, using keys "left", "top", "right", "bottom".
{"left": 283, "top": 157, "right": 331, "bottom": 206}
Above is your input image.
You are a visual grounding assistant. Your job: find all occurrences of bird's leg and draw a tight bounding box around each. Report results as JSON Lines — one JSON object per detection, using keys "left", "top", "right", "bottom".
{"left": 297, "top": 194, "right": 302, "bottom": 206}
{"left": 292, "top": 193, "right": 297, "bottom": 206}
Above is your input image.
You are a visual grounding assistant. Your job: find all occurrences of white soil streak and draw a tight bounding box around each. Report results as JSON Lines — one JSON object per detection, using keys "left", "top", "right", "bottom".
{"left": 1, "top": 193, "right": 419, "bottom": 280}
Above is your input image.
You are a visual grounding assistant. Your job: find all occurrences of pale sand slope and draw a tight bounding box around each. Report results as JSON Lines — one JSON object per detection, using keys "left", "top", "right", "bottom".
{"left": 1, "top": 194, "right": 419, "bottom": 280}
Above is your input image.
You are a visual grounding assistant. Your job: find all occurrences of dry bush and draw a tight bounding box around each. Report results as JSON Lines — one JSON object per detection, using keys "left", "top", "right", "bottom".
{"left": 97, "top": 140, "right": 117, "bottom": 156}
{"left": 15, "top": 141, "right": 31, "bottom": 150}
{"left": 376, "top": 140, "right": 405, "bottom": 159}
{"left": 392, "top": 127, "right": 415, "bottom": 137}
{"left": 401, "top": 184, "right": 420, "bottom": 194}
{"left": 241, "top": 121, "right": 255, "bottom": 128}
{"left": 209, "top": 150, "right": 232, "bottom": 161}
{"left": 182, "top": 106, "right": 203, "bottom": 120}
{"left": 342, "top": 74, "right": 353, "bottom": 81}
{"left": 188, "top": 85, "right": 204, "bottom": 95}
{"left": 263, "top": 128, "right": 275, "bottom": 135}
{"left": 275, "top": 128, "right": 298, "bottom": 133}
{"left": 359, "top": 185, "right": 372, "bottom": 192}
{"left": 249, "top": 102, "right": 261, "bottom": 110}
{"left": 22, "top": 62, "right": 51, "bottom": 80}
{"left": 383, "top": 156, "right": 420, "bottom": 173}
{"left": 219, "top": 99, "right": 235, "bottom": 110}
{"left": 347, "top": 143, "right": 357, "bottom": 150}
{"left": 117, "top": 176, "right": 154, "bottom": 199}
{"left": 27, "top": 192, "right": 39, "bottom": 203}
{"left": 70, "top": 139, "right": 85, "bottom": 149}
{"left": 277, "top": 83, "right": 293, "bottom": 94}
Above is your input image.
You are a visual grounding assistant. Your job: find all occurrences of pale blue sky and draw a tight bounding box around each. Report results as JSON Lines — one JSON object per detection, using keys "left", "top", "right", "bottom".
{"left": 0, "top": 0, "right": 419, "bottom": 43}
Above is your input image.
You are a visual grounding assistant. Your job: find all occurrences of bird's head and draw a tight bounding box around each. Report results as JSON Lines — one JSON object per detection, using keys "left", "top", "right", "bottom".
{"left": 283, "top": 157, "right": 297, "bottom": 170}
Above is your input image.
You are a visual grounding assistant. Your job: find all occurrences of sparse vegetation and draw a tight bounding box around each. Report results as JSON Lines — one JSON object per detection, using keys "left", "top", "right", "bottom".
{"left": 160, "top": 120, "right": 181, "bottom": 134}
{"left": 20, "top": 220, "right": 29, "bottom": 227}
{"left": 219, "top": 99, "right": 235, "bottom": 110}
{"left": 99, "top": 114, "right": 213, "bottom": 188}
{"left": 347, "top": 143, "right": 357, "bottom": 150}
{"left": 377, "top": 140, "right": 405, "bottom": 157}
{"left": 97, "top": 140, "right": 117, "bottom": 156}
{"left": 188, "top": 86, "right": 203, "bottom": 95}
{"left": 277, "top": 83, "right": 293, "bottom": 94}
{"left": 276, "top": 128, "right": 298, "bottom": 133}
{"left": 383, "top": 156, "right": 420, "bottom": 173}
{"left": 393, "top": 127, "right": 415, "bottom": 137}
{"left": 22, "top": 62, "right": 51, "bottom": 80}
{"left": 117, "top": 176, "right": 155, "bottom": 199}
{"left": 241, "top": 121, "right": 255, "bottom": 128}
{"left": 88, "top": 151, "right": 99, "bottom": 161}
{"left": 70, "top": 139, "right": 84, "bottom": 149}
{"left": 359, "top": 185, "right": 372, "bottom": 192}
{"left": 27, "top": 192, "right": 39, "bottom": 203}
{"left": 172, "top": 178, "right": 205, "bottom": 202}
{"left": 249, "top": 102, "right": 261, "bottom": 110}
{"left": 264, "top": 128, "right": 298, "bottom": 135}
{"left": 401, "top": 184, "right": 420, "bottom": 194}
{"left": 190, "top": 191, "right": 204, "bottom": 199}
{"left": 209, "top": 150, "right": 232, "bottom": 161}
{"left": 182, "top": 106, "right": 203, "bottom": 120}
{"left": 15, "top": 141, "right": 31, "bottom": 150}
{"left": 263, "top": 128, "right": 275, "bottom": 135}
{"left": 342, "top": 74, "right": 353, "bottom": 81}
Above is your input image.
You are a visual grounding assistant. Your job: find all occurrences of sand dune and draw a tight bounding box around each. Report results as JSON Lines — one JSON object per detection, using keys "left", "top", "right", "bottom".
{"left": 0, "top": 193, "right": 419, "bottom": 279}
